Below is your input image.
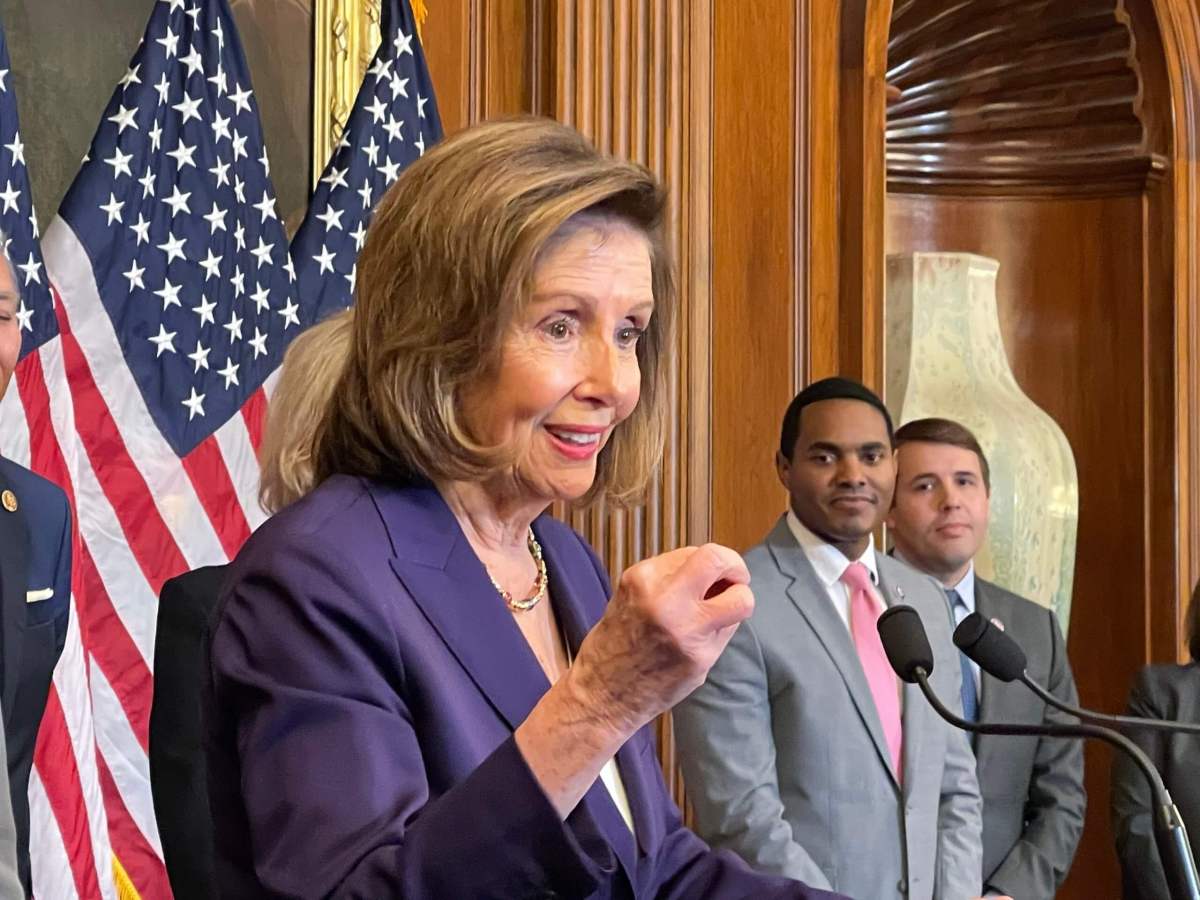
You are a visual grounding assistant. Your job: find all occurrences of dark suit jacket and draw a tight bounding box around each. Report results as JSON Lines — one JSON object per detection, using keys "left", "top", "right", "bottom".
{"left": 1111, "top": 662, "right": 1200, "bottom": 900}
{"left": 205, "top": 476, "right": 846, "bottom": 899}
{"left": 972, "top": 578, "right": 1086, "bottom": 899}
{"left": 150, "top": 564, "right": 227, "bottom": 900}
{"left": 0, "top": 456, "right": 71, "bottom": 896}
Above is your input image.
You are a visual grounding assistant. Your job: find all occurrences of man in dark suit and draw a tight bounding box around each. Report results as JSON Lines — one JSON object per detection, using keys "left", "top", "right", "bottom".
{"left": 886, "top": 417, "right": 1086, "bottom": 900}
{"left": 149, "top": 564, "right": 226, "bottom": 900}
{"left": 0, "top": 250, "right": 72, "bottom": 895}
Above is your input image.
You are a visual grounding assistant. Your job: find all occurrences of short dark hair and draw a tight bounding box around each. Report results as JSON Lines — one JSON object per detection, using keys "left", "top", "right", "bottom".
{"left": 1188, "top": 581, "right": 1200, "bottom": 664}
{"left": 778, "top": 377, "right": 894, "bottom": 459}
{"left": 894, "top": 417, "right": 991, "bottom": 492}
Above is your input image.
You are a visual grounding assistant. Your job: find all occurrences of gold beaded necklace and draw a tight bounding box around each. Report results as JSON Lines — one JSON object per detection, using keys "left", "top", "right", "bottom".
{"left": 489, "top": 527, "right": 548, "bottom": 612}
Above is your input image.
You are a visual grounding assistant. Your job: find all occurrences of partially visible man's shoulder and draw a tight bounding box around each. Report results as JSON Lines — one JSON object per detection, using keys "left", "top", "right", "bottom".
{"left": 1133, "top": 661, "right": 1199, "bottom": 701}
{"left": 0, "top": 456, "right": 68, "bottom": 514}
{"left": 878, "top": 553, "right": 945, "bottom": 610}
{"left": 976, "top": 577, "right": 1056, "bottom": 632}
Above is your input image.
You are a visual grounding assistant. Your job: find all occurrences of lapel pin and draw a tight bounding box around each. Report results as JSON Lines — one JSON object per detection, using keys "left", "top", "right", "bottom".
{"left": 990, "top": 617, "right": 1005, "bottom": 632}
{"left": 894, "top": 585, "right": 905, "bottom": 600}
{"left": 1, "top": 490, "right": 16, "bottom": 513}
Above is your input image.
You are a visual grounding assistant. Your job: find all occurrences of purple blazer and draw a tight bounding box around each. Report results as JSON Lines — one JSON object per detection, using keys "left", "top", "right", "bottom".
{"left": 205, "top": 475, "right": 846, "bottom": 899}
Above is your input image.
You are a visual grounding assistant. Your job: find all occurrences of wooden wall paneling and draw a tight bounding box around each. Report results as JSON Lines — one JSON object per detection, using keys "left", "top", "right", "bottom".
{"left": 800, "top": 0, "right": 841, "bottom": 384}
{"left": 546, "top": 0, "right": 712, "bottom": 798}
{"left": 477, "top": 1, "right": 533, "bottom": 119}
{"left": 421, "top": 1, "right": 537, "bottom": 134}
{"left": 417, "top": 0, "right": 471, "bottom": 133}
{"left": 834, "top": 0, "right": 890, "bottom": 388}
{"left": 1151, "top": 0, "right": 1200, "bottom": 662}
{"left": 1125, "top": 0, "right": 1185, "bottom": 667}
{"left": 801, "top": 0, "right": 890, "bottom": 387}
{"left": 709, "top": 1, "right": 797, "bottom": 553}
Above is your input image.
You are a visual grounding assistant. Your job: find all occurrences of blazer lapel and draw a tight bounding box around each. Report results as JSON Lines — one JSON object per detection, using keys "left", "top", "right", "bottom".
{"left": 383, "top": 484, "right": 550, "bottom": 733}
{"left": 381, "top": 486, "right": 641, "bottom": 880}
{"left": 872, "top": 565, "right": 931, "bottom": 795}
{"left": 767, "top": 518, "right": 899, "bottom": 789}
{"left": 533, "top": 522, "right": 643, "bottom": 874}
{"left": 972, "top": 579, "right": 1019, "bottom": 765}
{"left": 0, "top": 465, "right": 27, "bottom": 722}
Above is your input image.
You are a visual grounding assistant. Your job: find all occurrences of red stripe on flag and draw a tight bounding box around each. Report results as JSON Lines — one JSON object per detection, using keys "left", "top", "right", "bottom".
{"left": 34, "top": 687, "right": 104, "bottom": 900}
{"left": 54, "top": 297, "right": 190, "bottom": 593}
{"left": 95, "top": 752, "right": 173, "bottom": 900}
{"left": 240, "top": 387, "right": 267, "bottom": 456}
{"left": 76, "top": 541, "right": 154, "bottom": 751}
{"left": 15, "top": 348, "right": 77, "bottom": 511}
{"left": 180, "top": 435, "right": 251, "bottom": 559}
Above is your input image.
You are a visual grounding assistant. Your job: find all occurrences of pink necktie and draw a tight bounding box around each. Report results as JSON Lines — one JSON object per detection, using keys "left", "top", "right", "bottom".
{"left": 841, "top": 561, "right": 903, "bottom": 777}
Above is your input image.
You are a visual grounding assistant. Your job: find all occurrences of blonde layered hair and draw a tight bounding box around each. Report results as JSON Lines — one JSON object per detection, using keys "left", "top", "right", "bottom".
{"left": 259, "top": 309, "right": 353, "bottom": 513}
{"left": 314, "top": 117, "right": 674, "bottom": 507}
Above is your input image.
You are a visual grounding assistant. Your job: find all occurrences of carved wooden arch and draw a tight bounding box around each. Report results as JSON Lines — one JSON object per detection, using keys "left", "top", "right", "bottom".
{"left": 884, "top": 0, "right": 1168, "bottom": 195}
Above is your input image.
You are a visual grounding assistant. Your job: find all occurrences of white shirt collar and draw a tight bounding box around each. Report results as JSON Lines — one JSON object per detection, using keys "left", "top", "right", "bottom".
{"left": 785, "top": 508, "right": 879, "bottom": 587}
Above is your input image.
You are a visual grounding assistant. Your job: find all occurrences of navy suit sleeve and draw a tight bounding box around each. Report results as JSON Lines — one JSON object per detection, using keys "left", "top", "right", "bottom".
{"left": 209, "top": 534, "right": 615, "bottom": 900}
{"left": 51, "top": 494, "right": 71, "bottom": 658}
{"left": 576, "top": 536, "right": 846, "bottom": 900}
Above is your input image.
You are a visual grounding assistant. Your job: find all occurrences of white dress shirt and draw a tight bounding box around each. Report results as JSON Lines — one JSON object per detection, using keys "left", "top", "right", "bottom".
{"left": 785, "top": 509, "right": 885, "bottom": 629}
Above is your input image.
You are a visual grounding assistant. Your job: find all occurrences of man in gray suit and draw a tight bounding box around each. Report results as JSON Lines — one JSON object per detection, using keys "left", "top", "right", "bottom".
{"left": 886, "top": 417, "right": 1086, "bottom": 899}
{"left": 674, "top": 378, "right": 986, "bottom": 900}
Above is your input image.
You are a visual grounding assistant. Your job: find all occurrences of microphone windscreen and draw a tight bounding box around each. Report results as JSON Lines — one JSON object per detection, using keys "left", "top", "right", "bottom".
{"left": 953, "top": 611, "right": 1027, "bottom": 683}
{"left": 876, "top": 605, "right": 934, "bottom": 683}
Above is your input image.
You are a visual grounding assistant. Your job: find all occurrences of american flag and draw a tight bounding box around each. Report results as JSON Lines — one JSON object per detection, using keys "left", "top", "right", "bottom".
{"left": 290, "top": 0, "right": 442, "bottom": 313}
{"left": 0, "top": 0, "right": 439, "bottom": 894}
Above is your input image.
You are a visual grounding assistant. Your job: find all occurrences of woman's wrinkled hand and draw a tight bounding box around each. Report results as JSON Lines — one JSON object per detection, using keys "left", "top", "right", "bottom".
{"left": 566, "top": 543, "right": 754, "bottom": 736}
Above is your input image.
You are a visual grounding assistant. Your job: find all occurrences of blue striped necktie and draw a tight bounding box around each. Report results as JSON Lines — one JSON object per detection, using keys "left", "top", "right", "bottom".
{"left": 946, "top": 588, "right": 979, "bottom": 722}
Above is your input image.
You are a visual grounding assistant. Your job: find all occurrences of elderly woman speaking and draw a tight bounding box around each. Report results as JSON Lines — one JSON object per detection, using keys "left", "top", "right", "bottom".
{"left": 205, "top": 118, "right": 845, "bottom": 900}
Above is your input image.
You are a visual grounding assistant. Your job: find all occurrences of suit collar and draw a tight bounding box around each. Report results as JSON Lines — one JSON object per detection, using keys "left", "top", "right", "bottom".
{"left": 376, "top": 480, "right": 558, "bottom": 733}
{"left": 766, "top": 517, "right": 901, "bottom": 790}
{"left": 0, "top": 463, "right": 26, "bottom": 720}
{"left": 373, "top": 480, "right": 650, "bottom": 867}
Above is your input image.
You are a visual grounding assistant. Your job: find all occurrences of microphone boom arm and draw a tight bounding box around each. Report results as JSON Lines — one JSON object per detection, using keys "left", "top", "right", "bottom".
{"left": 1018, "top": 671, "right": 1200, "bottom": 736}
{"left": 912, "top": 666, "right": 1200, "bottom": 900}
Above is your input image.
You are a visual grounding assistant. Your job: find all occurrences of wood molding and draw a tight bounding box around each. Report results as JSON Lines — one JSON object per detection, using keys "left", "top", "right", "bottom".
{"left": 1153, "top": 0, "right": 1200, "bottom": 661}
{"left": 312, "top": 0, "right": 382, "bottom": 186}
{"left": 886, "top": 0, "right": 1166, "bottom": 195}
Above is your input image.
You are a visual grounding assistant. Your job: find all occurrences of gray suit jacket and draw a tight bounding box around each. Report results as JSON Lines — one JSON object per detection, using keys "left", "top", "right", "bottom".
{"left": 674, "top": 517, "right": 983, "bottom": 900}
{"left": 0, "top": 709, "right": 22, "bottom": 900}
{"left": 972, "top": 578, "right": 1086, "bottom": 899}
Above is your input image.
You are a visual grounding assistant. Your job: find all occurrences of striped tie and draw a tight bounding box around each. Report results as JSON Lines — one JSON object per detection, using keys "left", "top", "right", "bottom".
{"left": 946, "top": 588, "right": 979, "bottom": 721}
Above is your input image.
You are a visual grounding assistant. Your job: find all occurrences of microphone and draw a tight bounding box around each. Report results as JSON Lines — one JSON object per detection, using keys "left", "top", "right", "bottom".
{"left": 953, "top": 611, "right": 1200, "bottom": 735}
{"left": 878, "top": 605, "right": 1200, "bottom": 900}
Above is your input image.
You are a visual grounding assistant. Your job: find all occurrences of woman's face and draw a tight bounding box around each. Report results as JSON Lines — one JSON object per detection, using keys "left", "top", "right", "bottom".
{"left": 466, "top": 220, "right": 654, "bottom": 505}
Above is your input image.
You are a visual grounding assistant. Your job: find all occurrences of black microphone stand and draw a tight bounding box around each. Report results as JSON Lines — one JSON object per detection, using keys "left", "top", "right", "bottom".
{"left": 1018, "top": 671, "right": 1200, "bottom": 736}
{"left": 911, "top": 665, "right": 1200, "bottom": 900}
